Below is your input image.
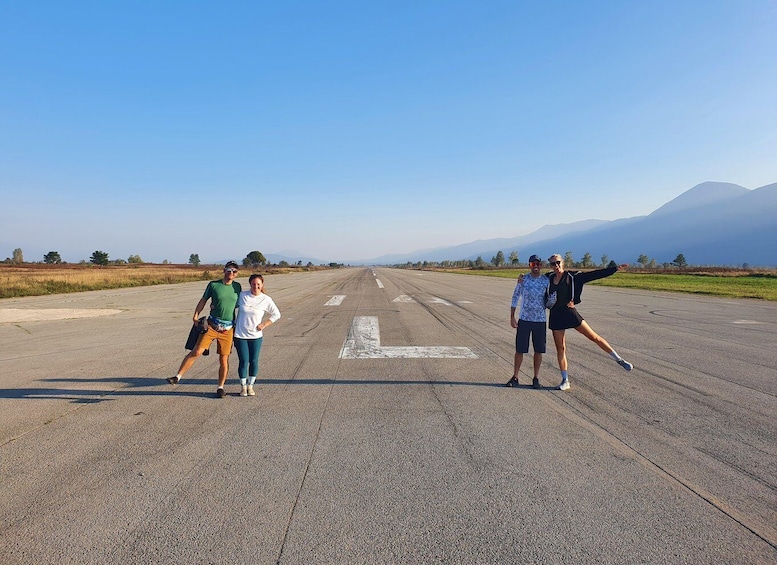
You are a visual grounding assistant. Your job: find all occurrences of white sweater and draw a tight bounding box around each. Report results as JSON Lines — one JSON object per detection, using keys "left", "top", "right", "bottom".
{"left": 233, "top": 291, "right": 281, "bottom": 339}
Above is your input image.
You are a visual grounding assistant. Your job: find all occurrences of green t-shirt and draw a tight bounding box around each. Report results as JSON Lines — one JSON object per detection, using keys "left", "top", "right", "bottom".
{"left": 202, "top": 280, "right": 242, "bottom": 321}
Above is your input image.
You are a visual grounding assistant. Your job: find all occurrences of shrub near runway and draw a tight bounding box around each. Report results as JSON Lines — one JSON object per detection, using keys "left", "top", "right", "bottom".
{"left": 437, "top": 268, "right": 777, "bottom": 302}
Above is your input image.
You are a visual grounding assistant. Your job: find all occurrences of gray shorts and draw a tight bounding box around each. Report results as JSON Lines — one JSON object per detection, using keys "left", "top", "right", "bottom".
{"left": 515, "top": 321, "right": 547, "bottom": 354}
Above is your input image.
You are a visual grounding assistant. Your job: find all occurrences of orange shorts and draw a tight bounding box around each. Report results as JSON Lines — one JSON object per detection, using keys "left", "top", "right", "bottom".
{"left": 195, "top": 325, "right": 234, "bottom": 355}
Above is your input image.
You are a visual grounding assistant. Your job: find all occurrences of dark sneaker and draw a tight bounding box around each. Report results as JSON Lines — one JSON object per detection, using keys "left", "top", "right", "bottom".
{"left": 505, "top": 376, "right": 520, "bottom": 387}
{"left": 617, "top": 358, "right": 633, "bottom": 371}
{"left": 166, "top": 376, "right": 180, "bottom": 385}
{"left": 216, "top": 387, "right": 226, "bottom": 398}
{"left": 532, "top": 377, "right": 540, "bottom": 389}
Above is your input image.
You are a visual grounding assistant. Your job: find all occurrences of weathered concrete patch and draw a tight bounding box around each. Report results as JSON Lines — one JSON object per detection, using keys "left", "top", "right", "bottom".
{"left": 0, "top": 308, "right": 123, "bottom": 323}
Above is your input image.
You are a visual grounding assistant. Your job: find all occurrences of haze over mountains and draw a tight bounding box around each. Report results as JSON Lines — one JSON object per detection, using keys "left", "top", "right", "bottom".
{"left": 267, "top": 181, "right": 777, "bottom": 268}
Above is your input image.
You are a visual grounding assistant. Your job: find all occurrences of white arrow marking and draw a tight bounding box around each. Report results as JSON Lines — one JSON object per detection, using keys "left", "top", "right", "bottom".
{"left": 392, "top": 295, "right": 415, "bottom": 303}
{"left": 339, "top": 316, "right": 478, "bottom": 359}
{"left": 325, "top": 295, "right": 346, "bottom": 306}
{"left": 429, "top": 296, "right": 453, "bottom": 306}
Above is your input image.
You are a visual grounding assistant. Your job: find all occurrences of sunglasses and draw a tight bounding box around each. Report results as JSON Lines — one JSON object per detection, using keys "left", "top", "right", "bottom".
{"left": 529, "top": 261, "right": 542, "bottom": 266}
{"left": 549, "top": 261, "right": 561, "bottom": 267}
{"left": 225, "top": 268, "right": 238, "bottom": 273}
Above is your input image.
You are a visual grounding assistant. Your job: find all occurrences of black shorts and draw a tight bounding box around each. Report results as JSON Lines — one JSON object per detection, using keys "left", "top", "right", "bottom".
{"left": 515, "top": 321, "right": 547, "bottom": 354}
{"left": 549, "top": 307, "right": 584, "bottom": 331}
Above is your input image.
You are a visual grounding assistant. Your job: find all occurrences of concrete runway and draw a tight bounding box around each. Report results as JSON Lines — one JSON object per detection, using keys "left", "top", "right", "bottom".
{"left": 1, "top": 267, "right": 775, "bottom": 564}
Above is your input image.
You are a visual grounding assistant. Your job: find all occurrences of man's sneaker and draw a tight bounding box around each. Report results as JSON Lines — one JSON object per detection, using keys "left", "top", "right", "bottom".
{"left": 240, "top": 385, "right": 248, "bottom": 397}
{"left": 216, "top": 387, "right": 226, "bottom": 398}
{"left": 505, "top": 376, "right": 520, "bottom": 387}
{"left": 247, "top": 385, "right": 256, "bottom": 396}
{"left": 617, "top": 358, "right": 633, "bottom": 371}
{"left": 532, "top": 377, "right": 540, "bottom": 389}
{"left": 558, "top": 379, "right": 570, "bottom": 391}
{"left": 166, "top": 376, "right": 179, "bottom": 385}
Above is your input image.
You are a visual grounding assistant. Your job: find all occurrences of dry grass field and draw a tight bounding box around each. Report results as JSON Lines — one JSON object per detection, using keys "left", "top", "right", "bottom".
{"left": 0, "top": 263, "right": 328, "bottom": 299}
{"left": 0, "top": 263, "right": 212, "bottom": 298}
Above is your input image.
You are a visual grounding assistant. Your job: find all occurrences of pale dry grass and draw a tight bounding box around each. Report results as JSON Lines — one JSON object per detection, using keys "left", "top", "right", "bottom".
{"left": 0, "top": 264, "right": 213, "bottom": 299}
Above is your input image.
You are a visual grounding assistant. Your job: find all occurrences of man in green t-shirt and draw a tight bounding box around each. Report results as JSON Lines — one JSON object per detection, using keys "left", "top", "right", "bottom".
{"left": 167, "top": 260, "right": 242, "bottom": 398}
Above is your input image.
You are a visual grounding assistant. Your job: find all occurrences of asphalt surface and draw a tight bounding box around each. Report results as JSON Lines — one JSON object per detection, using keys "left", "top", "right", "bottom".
{"left": 1, "top": 267, "right": 775, "bottom": 564}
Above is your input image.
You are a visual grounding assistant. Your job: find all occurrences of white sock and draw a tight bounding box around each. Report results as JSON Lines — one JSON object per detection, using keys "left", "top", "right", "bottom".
{"left": 240, "top": 378, "right": 247, "bottom": 386}
{"left": 248, "top": 377, "right": 257, "bottom": 385}
{"left": 609, "top": 351, "right": 621, "bottom": 361}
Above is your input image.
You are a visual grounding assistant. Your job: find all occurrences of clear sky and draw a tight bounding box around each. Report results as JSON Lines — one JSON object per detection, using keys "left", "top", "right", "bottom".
{"left": 1, "top": 1, "right": 776, "bottom": 264}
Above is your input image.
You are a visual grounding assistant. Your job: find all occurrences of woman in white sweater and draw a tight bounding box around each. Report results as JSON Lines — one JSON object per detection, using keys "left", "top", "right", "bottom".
{"left": 233, "top": 274, "right": 281, "bottom": 397}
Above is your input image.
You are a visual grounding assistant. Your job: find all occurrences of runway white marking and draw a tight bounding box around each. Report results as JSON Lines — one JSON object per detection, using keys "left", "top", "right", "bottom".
{"left": 0, "top": 308, "right": 123, "bottom": 323}
{"left": 732, "top": 320, "right": 762, "bottom": 325}
{"left": 325, "top": 295, "right": 346, "bottom": 306}
{"left": 429, "top": 297, "right": 453, "bottom": 306}
{"left": 376, "top": 279, "right": 385, "bottom": 289}
{"left": 392, "top": 295, "right": 415, "bottom": 303}
{"left": 339, "top": 316, "right": 478, "bottom": 359}
{"left": 457, "top": 301, "right": 473, "bottom": 304}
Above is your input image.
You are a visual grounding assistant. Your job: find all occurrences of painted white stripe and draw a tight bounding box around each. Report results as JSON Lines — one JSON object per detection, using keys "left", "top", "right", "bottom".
{"left": 430, "top": 296, "right": 453, "bottom": 306}
{"left": 325, "top": 295, "right": 346, "bottom": 306}
{"left": 392, "top": 295, "right": 415, "bottom": 303}
{"left": 376, "top": 279, "right": 385, "bottom": 289}
{"left": 339, "top": 316, "right": 478, "bottom": 359}
{"left": 732, "top": 320, "right": 761, "bottom": 325}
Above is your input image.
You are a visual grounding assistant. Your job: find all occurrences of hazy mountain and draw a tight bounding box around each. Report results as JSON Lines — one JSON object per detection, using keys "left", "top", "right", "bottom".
{"left": 359, "top": 181, "right": 777, "bottom": 267}
{"left": 363, "top": 219, "right": 610, "bottom": 265}
{"left": 649, "top": 181, "right": 750, "bottom": 216}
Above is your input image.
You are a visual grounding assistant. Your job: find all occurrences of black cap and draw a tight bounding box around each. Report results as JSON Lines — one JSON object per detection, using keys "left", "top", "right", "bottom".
{"left": 528, "top": 254, "right": 542, "bottom": 263}
{"left": 224, "top": 260, "right": 239, "bottom": 270}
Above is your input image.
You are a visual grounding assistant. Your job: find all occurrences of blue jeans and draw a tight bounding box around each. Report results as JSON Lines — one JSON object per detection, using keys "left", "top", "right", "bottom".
{"left": 234, "top": 337, "right": 263, "bottom": 380}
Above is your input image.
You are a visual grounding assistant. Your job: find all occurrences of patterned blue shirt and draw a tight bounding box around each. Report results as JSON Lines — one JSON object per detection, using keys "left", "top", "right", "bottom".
{"left": 511, "top": 274, "right": 550, "bottom": 322}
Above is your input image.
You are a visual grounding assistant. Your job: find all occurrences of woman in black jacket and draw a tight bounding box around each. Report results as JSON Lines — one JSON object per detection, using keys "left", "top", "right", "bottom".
{"left": 546, "top": 254, "right": 633, "bottom": 391}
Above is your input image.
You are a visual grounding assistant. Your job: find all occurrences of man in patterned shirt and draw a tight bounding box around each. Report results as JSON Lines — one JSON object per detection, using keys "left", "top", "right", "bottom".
{"left": 505, "top": 254, "right": 550, "bottom": 389}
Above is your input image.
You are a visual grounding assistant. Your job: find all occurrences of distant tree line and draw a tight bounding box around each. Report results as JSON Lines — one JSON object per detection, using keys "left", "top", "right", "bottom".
{"left": 393, "top": 250, "right": 693, "bottom": 270}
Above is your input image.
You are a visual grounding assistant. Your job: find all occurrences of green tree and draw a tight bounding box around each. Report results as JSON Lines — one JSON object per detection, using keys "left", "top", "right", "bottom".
{"left": 581, "top": 252, "right": 593, "bottom": 268}
{"left": 189, "top": 253, "right": 201, "bottom": 267}
{"left": 243, "top": 251, "right": 267, "bottom": 267}
{"left": 672, "top": 253, "right": 688, "bottom": 268}
{"left": 607, "top": 260, "right": 618, "bottom": 269}
{"left": 90, "top": 250, "right": 110, "bottom": 265}
{"left": 564, "top": 251, "right": 574, "bottom": 267}
{"left": 43, "top": 251, "right": 62, "bottom": 264}
{"left": 491, "top": 250, "right": 505, "bottom": 267}
{"left": 128, "top": 254, "right": 143, "bottom": 264}
{"left": 12, "top": 248, "right": 24, "bottom": 264}
{"left": 637, "top": 254, "right": 650, "bottom": 268}
{"left": 508, "top": 251, "right": 519, "bottom": 266}
{"left": 474, "top": 256, "right": 486, "bottom": 268}
{"left": 600, "top": 254, "right": 609, "bottom": 268}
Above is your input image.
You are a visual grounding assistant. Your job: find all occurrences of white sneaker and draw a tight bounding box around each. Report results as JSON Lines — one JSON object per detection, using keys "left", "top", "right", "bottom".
{"left": 247, "top": 385, "right": 256, "bottom": 396}
{"left": 558, "top": 379, "right": 570, "bottom": 391}
{"left": 240, "top": 385, "right": 248, "bottom": 397}
{"left": 617, "top": 358, "right": 633, "bottom": 371}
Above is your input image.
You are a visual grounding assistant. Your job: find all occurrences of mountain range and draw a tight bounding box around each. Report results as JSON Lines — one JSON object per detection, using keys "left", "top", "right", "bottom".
{"left": 266, "top": 181, "right": 777, "bottom": 268}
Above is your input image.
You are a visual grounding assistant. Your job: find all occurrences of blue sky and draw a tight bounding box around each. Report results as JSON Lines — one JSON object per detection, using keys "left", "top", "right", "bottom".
{"left": 1, "top": 1, "right": 776, "bottom": 264}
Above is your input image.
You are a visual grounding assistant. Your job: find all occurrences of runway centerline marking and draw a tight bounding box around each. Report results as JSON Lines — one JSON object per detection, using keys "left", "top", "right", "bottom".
{"left": 339, "top": 316, "right": 478, "bottom": 359}
{"left": 376, "top": 279, "right": 385, "bottom": 289}
{"left": 325, "top": 295, "right": 346, "bottom": 306}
